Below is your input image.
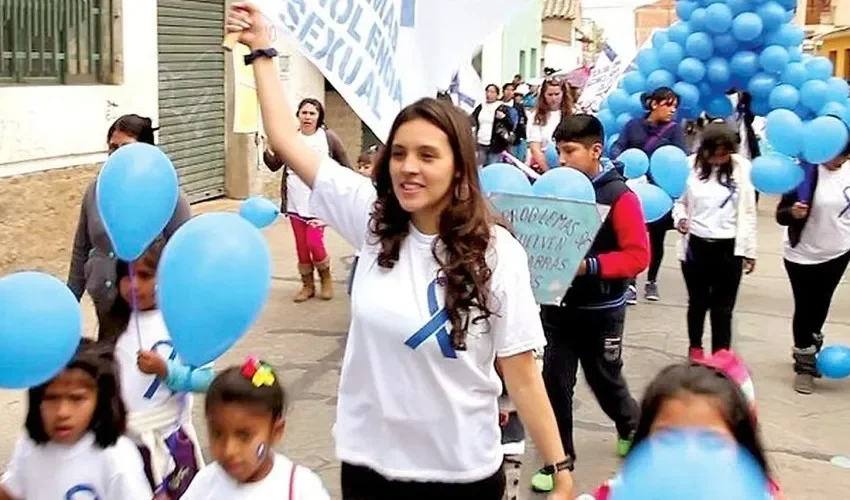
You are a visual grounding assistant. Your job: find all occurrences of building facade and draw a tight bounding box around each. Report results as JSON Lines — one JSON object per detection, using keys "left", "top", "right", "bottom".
{"left": 542, "top": 0, "right": 583, "bottom": 71}
{"left": 479, "top": 0, "right": 545, "bottom": 86}
{"left": 634, "top": 0, "right": 676, "bottom": 48}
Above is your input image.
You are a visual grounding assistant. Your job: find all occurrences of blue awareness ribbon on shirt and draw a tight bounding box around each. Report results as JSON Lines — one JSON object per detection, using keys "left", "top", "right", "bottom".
{"left": 143, "top": 339, "right": 178, "bottom": 399}
{"left": 720, "top": 182, "right": 737, "bottom": 208}
{"left": 403, "top": 278, "right": 457, "bottom": 359}
{"left": 839, "top": 186, "right": 850, "bottom": 218}
{"left": 65, "top": 484, "right": 101, "bottom": 500}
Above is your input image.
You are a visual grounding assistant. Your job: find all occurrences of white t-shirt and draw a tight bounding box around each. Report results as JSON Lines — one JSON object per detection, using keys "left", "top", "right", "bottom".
{"left": 526, "top": 110, "right": 562, "bottom": 150}
{"left": 476, "top": 101, "right": 501, "bottom": 146}
{"left": 309, "top": 158, "right": 545, "bottom": 482}
{"left": 683, "top": 168, "right": 739, "bottom": 240}
{"left": 1, "top": 434, "right": 152, "bottom": 500}
{"left": 784, "top": 163, "right": 850, "bottom": 264}
{"left": 182, "top": 454, "right": 329, "bottom": 500}
{"left": 286, "top": 129, "right": 330, "bottom": 217}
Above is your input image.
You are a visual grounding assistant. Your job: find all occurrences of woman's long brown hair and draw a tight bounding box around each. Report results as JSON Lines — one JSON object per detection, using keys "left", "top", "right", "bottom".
{"left": 371, "top": 98, "right": 500, "bottom": 350}
{"left": 534, "top": 78, "right": 573, "bottom": 127}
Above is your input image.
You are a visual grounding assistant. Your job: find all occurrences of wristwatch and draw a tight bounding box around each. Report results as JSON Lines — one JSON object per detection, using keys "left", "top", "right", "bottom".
{"left": 539, "top": 459, "right": 572, "bottom": 476}
{"left": 244, "top": 47, "right": 279, "bottom": 65}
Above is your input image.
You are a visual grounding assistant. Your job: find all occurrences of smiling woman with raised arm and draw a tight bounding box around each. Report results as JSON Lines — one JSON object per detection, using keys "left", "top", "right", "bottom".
{"left": 226, "top": 3, "right": 575, "bottom": 499}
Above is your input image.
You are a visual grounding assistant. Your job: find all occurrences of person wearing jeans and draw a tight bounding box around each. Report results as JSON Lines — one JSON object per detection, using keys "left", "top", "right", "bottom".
{"left": 672, "top": 124, "right": 757, "bottom": 361}
{"left": 777, "top": 142, "right": 850, "bottom": 394}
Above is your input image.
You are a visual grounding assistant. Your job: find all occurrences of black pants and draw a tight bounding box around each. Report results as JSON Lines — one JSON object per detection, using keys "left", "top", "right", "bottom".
{"left": 681, "top": 236, "right": 743, "bottom": 352}
{"left": 785, "top": 250, "right": 850, "bottom": 349}
{"left": 540, "top": 305, "right": 639, "bottom": 462}
{"left": 647, "top": 212, "right": 673, "bottom": 282}
{"left": 340, "top": 462, "right": 505, "bottom": 499}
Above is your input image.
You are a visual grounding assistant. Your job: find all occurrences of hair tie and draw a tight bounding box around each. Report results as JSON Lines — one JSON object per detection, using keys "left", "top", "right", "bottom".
{"left": 241, "top": 356, "right": 275, "bottom": 387}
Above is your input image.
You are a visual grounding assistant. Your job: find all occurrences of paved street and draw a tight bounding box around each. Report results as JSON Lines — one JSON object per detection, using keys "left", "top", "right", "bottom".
{"left": 0, "top": 196, "right": 849, "bottom": 498}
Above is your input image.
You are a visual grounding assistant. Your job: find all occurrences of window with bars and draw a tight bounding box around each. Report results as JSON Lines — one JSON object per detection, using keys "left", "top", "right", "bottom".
{"left": 0, "top": 0, "right": 117, "bottom": 84}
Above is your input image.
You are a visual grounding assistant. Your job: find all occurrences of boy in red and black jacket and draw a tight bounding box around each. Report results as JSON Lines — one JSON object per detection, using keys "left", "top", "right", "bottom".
{"left": 531, "top": 114, "right": 650, "bottom": 493}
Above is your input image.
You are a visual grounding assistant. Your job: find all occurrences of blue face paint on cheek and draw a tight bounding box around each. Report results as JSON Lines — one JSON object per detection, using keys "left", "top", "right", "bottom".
{"left": 256, "top": 443, "right": 266, "bottom": 459}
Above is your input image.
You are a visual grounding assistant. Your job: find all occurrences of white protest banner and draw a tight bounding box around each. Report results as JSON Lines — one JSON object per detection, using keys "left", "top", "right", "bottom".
{"left": 254, "top": 0, "right": 525, "bottom": 141}
{"left": 576, "top": 33, "right": 657, "bottom": 114}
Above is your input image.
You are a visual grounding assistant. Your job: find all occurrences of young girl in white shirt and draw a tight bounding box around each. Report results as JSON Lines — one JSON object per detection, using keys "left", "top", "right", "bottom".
{"left": 673, "top": 124, "right": 757, "bottom": 361}
{"left": 0, "top": 339, "right": 153, "bottom": 500}
{"left": 226, "top": 4, "right": 574, "bottom": 498}
{"left": 102, "top": 237, "right": 212, "bottom": 498}
{"left": 527, "top": 78, "right": 573, "bottom": 172}
{"left": 182, "top": 359, "right": 330, "bottom": 500}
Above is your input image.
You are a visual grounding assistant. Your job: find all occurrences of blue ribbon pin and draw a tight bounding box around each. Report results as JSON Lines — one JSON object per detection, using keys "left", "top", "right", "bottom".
{"left": 839, "top": 186, "right": 850, "bottom": 218}
{"left": 143, "top": 339, "right": 178, "bottom": 399}
{"left": 720, "top": 182, "right": 737, "bottom": 209}
{"left": 65, "top": 484, "right": 100, "bottom": 500}
{"left": 404, "top": 278, "right": 457, "bottom": 359}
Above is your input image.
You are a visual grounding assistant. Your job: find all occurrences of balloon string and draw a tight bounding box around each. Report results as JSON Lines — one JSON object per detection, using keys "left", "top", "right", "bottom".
{"left": 129, "top": 262, "right": 143, "bottom": 350}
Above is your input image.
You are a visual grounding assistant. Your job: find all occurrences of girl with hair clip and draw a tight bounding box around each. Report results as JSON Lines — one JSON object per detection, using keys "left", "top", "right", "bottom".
{"left": 673, "top": 124, "right": 757, "bottom": 361}
{"left": 590, "top": 354, "right": 783, "bottom": 499}
{"left": 182, "top": 358, "right": 330, "bottom": 499}
{"left": 67, "top": 114, "right": 192, "bottom": 334}
{"left": 611, "top": 87, "right": 688, "bottom": 305}
{"left": 225, "top": 4, "right": 575, "bottom": 498}
{"left": 0, "top": 339, "right": 153, "bottom": 500}
{"left": 264, "top": 98, "right": 353, "bottom": 303}
{"left": 527, "top": 77, "right": 574, "bottom": 172}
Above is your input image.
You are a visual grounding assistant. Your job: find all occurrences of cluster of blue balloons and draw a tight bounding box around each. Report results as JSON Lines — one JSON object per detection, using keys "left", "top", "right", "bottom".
{"left": 479, "top": 163, "right": 597, "bottom": 203}
{"left": 617, "top": 146, "right": 688, "bottom": 222}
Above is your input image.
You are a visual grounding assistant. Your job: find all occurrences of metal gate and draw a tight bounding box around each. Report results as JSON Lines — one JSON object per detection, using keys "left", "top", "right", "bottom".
{"left": 157, "top": 0, "right": 226, "bottom": 202}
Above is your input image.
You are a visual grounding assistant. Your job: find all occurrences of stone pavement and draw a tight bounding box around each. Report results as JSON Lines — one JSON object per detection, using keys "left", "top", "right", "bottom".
{"left": 0, "top": 197, "right": 848, "bottom": 498}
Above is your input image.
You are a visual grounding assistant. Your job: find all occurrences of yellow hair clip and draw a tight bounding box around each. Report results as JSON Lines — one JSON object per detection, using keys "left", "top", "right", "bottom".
{"left": 241, "top": 356, "right": 275, "bottom": 387}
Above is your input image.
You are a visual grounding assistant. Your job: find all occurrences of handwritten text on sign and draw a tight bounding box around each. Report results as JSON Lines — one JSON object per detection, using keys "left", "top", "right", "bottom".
{"left": 489, "top": 194, "right": 607, "bottom": 306}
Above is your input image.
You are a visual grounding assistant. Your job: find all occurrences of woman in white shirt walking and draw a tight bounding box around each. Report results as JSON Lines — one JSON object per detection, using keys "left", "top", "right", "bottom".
{"left": 226, "top": 4, "right": 574, "bottom": 499}
{"left": 673, "top": 124, "right": 757, "bottom": 361}
{"left": 471, "top": 84, "right": 515, "bottom": 167}
{"left": 527, "top": 78, "right": 573, "bottom": 172}
{"left": 777, "top": 141, "right": 850, "bottom": 394}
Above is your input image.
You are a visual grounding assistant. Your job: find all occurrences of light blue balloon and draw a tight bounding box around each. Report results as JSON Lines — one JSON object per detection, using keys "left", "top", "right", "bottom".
{"left": 652, "top": 30, "right": 670, "bottom": 48}
{"left": 817, "top": 345, "right": 850, "bottom": 379}
{"left": 730, "top": 51, "right": 760, "bottom": 79}
{"left": 802, "top": 116, "right": 850, "bottom": 164}
{"left": 759, "top": 45, "right": 789, "bottom": 74}
{"left": 732, "top": 12, "right": 764, "bottom": 42}
{"left": 678, "top": 57, "right": 707, "bottom": 84}
{"left": 825, "top": 77, "right": 850, "bottom": 103}
{"left": 819, "top": 101, "right": 850, "bottom": 119}
{"left": 780, "top": 62, "right": 808, "bottom": 88}
{"left": 647, "top": 69, "right": 676, "bottom": 91}
{"left": 239, "top": 196, "right": 280, "bottom": 229}
{"left": 769, "top": 84, "right": 800, "bottom": 110}
{"left": 544, "top": 144, "right": 561, "bottom": 170}
{"left": 706, "top": 95, "right": 733, "bottom": 118}
{"left": 766, "top": 108, "right": 804, "bottom": 155}
{"left": 685, "top": 32, "right": 714, "bottom": 60}
{"left": 622, "top": 71, "right": 646, "bottom": 95}
{"left": 597, "top": 108, "right": 617, "bottom": 136}
{"left": 480, "top": 163, "right": 533, "bottom": 195}
{"left": 668, "top": 21, "right": 692, "bottom": 46}
{"left": 637, "top": 48, "right": 662, "bottom": 76}
{"left": 606, "top": 134, "right": 621, "bottom": 156}
{"left": 751, "top": 98, "right": 771, "bottom": 116}
{"left": 659, "top": 42, "right": 685, "bottom": 72}
{"left": 617, "top": 149, "right": 650, "bottom": 179}
{"left": 806, "top": 56, "right": 834, "bottom": 81}
{"left": 765, "top": 22, "right": 805, "bottom": 47}
{"left": 650, "top": 145, "right": 690, "bottom": 198}
{"left": 777, "top": 0, "right": 797, "bottom": 8}
{"left": 705, "top": 57, "right": 731, "bottom": 88}
{"left": 0, "top": 272, "right": 81, "bottom": 389}
{"left": 726, "top": 0, "right": 752, "bottom": 15}
{"left": 676, "top": 0, "right": 699, "bottom": 21}
{"left": 158, "top": 212, "right": 273, "bottom": 366}
{"left": 705, "top": 3, "right": 733, "bottom": 34}
{"left": 751, "top": 152, "right": 803, "bottom": 194}
{"left": 788, "top": 46, "right": 803, "bottom": 62}
{"left": 610, "top": 429, "right": 768, "bottom": 500}
{"left": 748, "top": 73, "right": 778, "bottom": 99}
{"left": 757, "top": 1, "right": 787, "bottom": 30}
{"left": 628, "top": 93, "right": 646, "bottom": 115}
{"left": 617, "top": 113, "right": 634, "bottom": 132}
{"left": 674, "top": 82, "right": 701, "bottom": 109}
{"left": 96, "top": 143, "right": 179, "bottom": 261}
{"left": 689, "top": 8, "right": 707, "bottom": 31}
{"left": 608, "top": 89, "right": 631, "bottom": 116}
{"left": 531, "top": 167, "right": 596, "bottom": 203}
{"left": 713, "top": 33, "right": 739, "bottom": 56}
{"left": 631, "top": 183, "right": 675, "bottom": 223}
{"left": 800, "top": 79, "right": 830, "bottom": 113}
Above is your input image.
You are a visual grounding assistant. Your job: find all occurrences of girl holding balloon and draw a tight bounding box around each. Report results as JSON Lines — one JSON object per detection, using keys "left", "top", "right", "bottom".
{"left": 0, "top": 339, "right": 154, "bottom": 499}
{"left": 528, "top": 77, "right": 573, "bottom": 172}
{"left": 672, "top": 124, "right": 757, "bottom": 361}
{"left": 778, "top": 142, "right": 850, "bottom": 395}
{"left": 611, "top": 87, "right": 687, "bottom": 304}
{"left": 226, "top": 4, "right": 575, "bottom": 498}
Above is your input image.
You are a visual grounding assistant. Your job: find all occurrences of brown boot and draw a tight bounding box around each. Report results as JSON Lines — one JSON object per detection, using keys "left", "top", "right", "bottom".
{"left": 293, "top": 264, "right": 315, "bottom": 303}
{"left": 315, "top": 259, "right": 334, "bottom": 300}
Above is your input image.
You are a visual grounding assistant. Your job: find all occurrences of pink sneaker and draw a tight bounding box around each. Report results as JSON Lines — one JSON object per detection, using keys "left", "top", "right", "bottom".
{"left": 688, "top": 347, "right": 705, "bottom": 361}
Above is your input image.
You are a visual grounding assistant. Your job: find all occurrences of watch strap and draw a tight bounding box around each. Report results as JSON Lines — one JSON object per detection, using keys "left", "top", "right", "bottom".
{"left": 541, "top": 459, "right": 572, "bottom": 475}
{"left": 244, "top": 48, "right": 278, "bottom": 65}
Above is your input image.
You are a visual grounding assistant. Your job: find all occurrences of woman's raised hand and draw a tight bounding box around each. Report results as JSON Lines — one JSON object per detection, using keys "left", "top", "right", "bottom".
{"left": 225, "top": 2, "right": 270, "bottom": 50}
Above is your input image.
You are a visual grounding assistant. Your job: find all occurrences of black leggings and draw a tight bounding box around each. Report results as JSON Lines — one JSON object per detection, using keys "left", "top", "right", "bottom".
{"left": 647, "top": 212, "right": 673, "bottom": 282}
{"left": 340, "top": 462, "right": 505, "bottom": 500}
{"left": 785, "top": 250, "right": 850, "bottom": 349}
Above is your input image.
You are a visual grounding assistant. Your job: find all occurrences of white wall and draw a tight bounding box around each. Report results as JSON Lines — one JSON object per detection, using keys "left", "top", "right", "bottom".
{"left": 480, "top": 29, "right": 504, "bottom": 87}
{"left": 272, "top": 38, "right": 325, "bottom": 109}
{"left": 544, "top": 41, "right": 583, "bottom": 72}
{"left": 0, "top": 0, "right": 159, "bottom": 177}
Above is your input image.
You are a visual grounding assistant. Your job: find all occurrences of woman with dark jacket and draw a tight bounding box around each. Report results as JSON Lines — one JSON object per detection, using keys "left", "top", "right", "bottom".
{"left": 777, "top": 142, "right": 850, "bottom": 394}
{"left": 67, "top": 115, "right": 192, "bottom": 340}
{"left": 471, "top": 84, "right": 515, "bottom": 167}
{"left": 610, "top": 87, "right": 687, "bottom": 304}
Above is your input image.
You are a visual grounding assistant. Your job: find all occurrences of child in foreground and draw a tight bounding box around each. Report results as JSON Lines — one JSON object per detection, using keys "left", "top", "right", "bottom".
{"left": 0, "top": 339, "right": 153, "bottom": 499}
{"left": 591, "top": 351, "right": 782, "bottom": 499}
{"left": 182, "top": 358, "right": 330, "bottom": 500}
